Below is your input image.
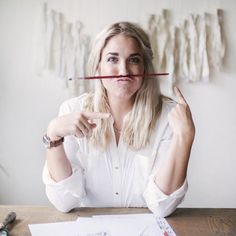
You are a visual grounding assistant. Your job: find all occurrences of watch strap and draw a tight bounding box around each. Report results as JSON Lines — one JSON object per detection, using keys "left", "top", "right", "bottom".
{"left": 43, "top": 134, "right": 64, "bottom": 148}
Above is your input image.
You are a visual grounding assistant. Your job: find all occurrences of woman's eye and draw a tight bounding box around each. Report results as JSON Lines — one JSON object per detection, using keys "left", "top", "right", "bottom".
{"left": 128, "top": 57, "right": 142, "bottom": 64}
{"left": 107, "top": 57, "right": 118, "bottom": 63}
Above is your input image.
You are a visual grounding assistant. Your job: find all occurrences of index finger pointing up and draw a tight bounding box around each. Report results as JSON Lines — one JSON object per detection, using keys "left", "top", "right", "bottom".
{"left": 174, "top": 87, "right": 188, "bottom": 105}
{"left": 83, "top": 111, "right": 111, "bottom": 120}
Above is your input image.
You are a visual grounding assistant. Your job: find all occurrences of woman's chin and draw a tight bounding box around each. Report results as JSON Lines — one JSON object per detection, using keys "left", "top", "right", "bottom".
{"left": 114, "top": 89, "right": 137, "bottom": 100}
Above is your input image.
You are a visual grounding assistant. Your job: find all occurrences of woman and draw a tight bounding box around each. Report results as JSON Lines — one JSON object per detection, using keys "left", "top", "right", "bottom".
{"left": 42, "top": 21, "right": 195, "bottom": 217}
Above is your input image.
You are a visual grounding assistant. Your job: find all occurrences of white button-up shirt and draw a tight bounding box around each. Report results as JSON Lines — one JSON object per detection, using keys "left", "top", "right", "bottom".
{"left": 43, "top": 94, "right": 188, "bottom": 217}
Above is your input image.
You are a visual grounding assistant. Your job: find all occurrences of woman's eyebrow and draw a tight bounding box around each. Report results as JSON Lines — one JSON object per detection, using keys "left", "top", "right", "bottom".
{"left": 106, "top": 52, "right": 119, "bottom": 56}
{"left": 129, "top": 53, "right": 142, "bottom": 57}
{"left": 105, "top": 52, "right": 142, "bottom": 57}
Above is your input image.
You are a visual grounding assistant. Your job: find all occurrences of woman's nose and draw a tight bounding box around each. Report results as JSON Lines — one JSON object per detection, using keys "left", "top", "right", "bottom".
{"left": 118, "top": 61, "right": 129, "bottom": 75}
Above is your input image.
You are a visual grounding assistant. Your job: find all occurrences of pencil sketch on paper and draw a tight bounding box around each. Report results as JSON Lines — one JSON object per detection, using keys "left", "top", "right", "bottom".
{"left": 77, "top": 232, "right": 112, "bottom": 236}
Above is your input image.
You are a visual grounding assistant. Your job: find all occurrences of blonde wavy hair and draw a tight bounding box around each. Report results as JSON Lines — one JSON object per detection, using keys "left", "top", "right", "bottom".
{"left": 83, "top": 21, "right": 162, "bottom": 150}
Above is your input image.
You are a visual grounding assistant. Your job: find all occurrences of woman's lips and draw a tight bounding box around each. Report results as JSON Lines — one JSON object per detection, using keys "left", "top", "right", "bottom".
{"left": 116, "top": 75, "right": 134, "bottom": 82}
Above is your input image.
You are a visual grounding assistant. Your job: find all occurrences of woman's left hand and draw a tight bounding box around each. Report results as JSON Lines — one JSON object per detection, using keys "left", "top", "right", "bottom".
{"left": 168, "top": 87, "right": 195, "bottom": 141}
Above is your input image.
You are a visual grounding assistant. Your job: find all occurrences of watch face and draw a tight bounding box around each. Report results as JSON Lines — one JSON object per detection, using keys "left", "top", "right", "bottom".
{"left": 0, "top": 229, "right": 8, "bottom": 236}
{"left": 42, "top": 135, "right": 51, "bottom": 148}
{"left": 42, "top": 134, "right": 64, "bottom": 148}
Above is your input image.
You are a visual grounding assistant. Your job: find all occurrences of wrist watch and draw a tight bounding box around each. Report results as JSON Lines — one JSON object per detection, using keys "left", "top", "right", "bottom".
{"left": 42, "top": 134, "right": 64, "bottom": 149}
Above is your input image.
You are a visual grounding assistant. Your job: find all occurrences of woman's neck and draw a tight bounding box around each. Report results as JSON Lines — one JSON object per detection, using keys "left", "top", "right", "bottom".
{"left": 108, "top": 95, "right": 134, "bottom": 129}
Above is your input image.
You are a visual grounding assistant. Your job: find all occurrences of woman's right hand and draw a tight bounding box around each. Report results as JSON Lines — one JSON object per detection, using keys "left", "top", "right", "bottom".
{"left": 47, "top": 111, "right": 111, "bottom": 140}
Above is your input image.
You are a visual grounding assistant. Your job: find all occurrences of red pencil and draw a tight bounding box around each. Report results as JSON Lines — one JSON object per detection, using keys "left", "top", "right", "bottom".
{"left": 68, "top": 73, "right": 169, "bottom": 80}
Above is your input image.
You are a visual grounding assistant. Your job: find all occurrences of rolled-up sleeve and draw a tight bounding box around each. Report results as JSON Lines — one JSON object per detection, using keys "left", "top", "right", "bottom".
{"left": 143, "top": 175, "right": 188, "bottom": 217}
{"left": 42, "top": 162, "right": 86, "bottom": 212}
{"left": 42, "top": 96, "right": 87, "bottom": 212}
{"left": 143, "top": 100, "right": 188, "bottom": 217}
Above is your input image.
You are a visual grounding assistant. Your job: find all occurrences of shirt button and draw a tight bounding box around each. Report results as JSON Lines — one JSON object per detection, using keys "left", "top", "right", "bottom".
{"left": 115, "top": 192, "right": 119, "bottom": 195}
{"left": 115, "top": 166, "right": 119, "bottom": 170}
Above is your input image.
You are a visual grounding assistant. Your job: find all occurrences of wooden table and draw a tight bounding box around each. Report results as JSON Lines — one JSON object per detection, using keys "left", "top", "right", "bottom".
{"left": 0, "top": 206, "right": 235, "bottom": 235}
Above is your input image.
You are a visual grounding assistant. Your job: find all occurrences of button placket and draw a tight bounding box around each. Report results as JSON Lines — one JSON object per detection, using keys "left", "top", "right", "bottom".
{"left": 113, "top": 155, "right": 120, "bottom": 200}
{"left": 109, "top": 130, "right": 122, "bottom": 205}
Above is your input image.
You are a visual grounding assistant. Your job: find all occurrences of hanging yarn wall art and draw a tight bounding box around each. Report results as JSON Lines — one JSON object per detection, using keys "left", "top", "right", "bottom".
{"left": 34, "top": 4, "right": 226, "bottom": 95}
{"left": 34, "top": 2, "right": 91, "bottom": 95}
{"left": 147, "top": 9, "right": 226, "bottom": 87}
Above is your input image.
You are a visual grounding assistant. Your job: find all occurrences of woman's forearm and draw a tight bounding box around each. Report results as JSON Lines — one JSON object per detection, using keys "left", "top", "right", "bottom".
{"left": 154, "top": 134, "right": 194, "bottom": 195}
{"left": 46, "top": 145, "right": 72, "bottom": 182}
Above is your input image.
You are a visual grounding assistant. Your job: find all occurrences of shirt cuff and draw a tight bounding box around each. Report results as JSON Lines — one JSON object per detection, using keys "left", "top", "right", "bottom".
{"left": 42, "top": 162, "right": 85, "bottom": 198}
{"left": 143, "top": 175, "right": 188, "bottom": 217}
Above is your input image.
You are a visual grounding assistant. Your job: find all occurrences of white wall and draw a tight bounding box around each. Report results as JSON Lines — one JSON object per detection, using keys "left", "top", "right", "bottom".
{"left": 0, "top": 0, "right": 235, "bottom": 207}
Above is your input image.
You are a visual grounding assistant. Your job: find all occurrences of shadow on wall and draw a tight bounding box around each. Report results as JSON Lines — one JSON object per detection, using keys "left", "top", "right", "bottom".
{"left": 0, "top": 164, "right": 10, "bottom": 177}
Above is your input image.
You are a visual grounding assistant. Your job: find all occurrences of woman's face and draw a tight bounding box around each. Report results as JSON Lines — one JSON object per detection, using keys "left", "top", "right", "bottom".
{"left": 99, "top": 34, "right": 144, "bottom": 100}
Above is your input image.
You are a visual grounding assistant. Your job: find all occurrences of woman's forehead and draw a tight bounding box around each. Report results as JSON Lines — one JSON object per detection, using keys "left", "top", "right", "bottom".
{"left": 102, "top": 34, "right": 142, "bottom": 56}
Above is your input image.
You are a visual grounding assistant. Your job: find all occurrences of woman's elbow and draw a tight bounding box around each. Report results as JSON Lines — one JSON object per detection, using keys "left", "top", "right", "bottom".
{"left": 148, "top": 203, "right": 177, "bottom": 217}
{"left": 146, "top": 195, "right": 185, "bottom": 217}
{"left": 46, "top": 188, "right": 81, "bottom": 213}
{"left": 54, "top": 204, "right": 74, "bottom": 213}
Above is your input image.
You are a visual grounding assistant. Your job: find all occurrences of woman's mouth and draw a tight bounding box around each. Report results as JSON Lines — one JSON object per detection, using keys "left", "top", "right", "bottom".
{"left": 116, "top": 75, "right": 134, "bottom": 82}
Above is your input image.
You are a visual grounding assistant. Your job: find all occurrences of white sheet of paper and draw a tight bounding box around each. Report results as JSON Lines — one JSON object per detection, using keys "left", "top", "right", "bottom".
{"left": 29, "top": 213, "right": 166, "bottom": 236}
{"left": 29, "top": 221, "right": 79, "bottom": 236}
{"left": 89, "top": 213, "right": 163, "bottom": 236}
